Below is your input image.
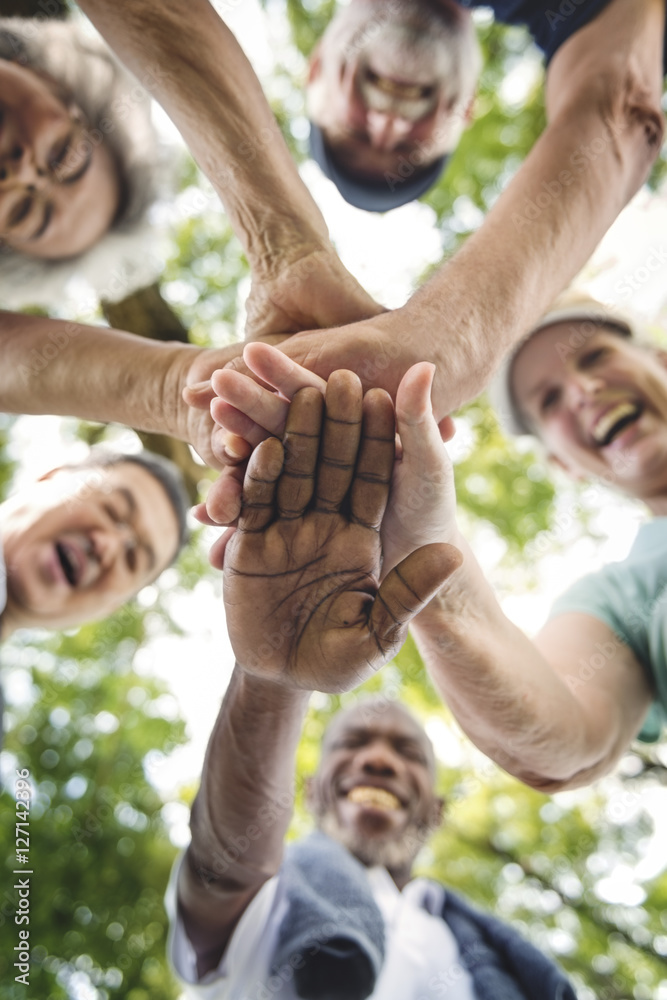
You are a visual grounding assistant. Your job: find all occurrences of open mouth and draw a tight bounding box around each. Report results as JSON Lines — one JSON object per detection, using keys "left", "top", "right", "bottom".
{"left": 347, "top": 786, "right": 402, "bottom": 811}
{"left": 592, "top": 402, "right": 643, "bottom": 447}
{"left": 55, "top": 541, "right": 82, "bottom": 587}
{"left": 364, "top": 68, "right": 434, "bottom": 101}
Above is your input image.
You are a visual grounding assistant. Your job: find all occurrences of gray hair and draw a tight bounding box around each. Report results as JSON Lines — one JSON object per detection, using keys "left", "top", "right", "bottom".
{"left": 58, "top": 448, "right": 190, "bottom": 563}
{"left": 307, "top": 0, "right": 481, "bottom": 150}
{"left": 0, "top": 17, "right": 165, "bottom": 308}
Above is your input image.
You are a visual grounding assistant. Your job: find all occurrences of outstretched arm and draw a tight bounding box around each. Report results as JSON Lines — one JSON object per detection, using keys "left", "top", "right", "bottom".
{"left": 177, "top": 371, "right": 459, "bottom": 977}
{"left": 77, "top": 0, "right": 383, "bottom": 340}
{"left": 411, "top": 556, "right": 653, "bottom": 792}
{"left": 178, "top": 667, "right": 310, "bottom": 977}
{"left": 0, "top": 310, "right": 287, "bottom": 468}
{"left": 224, "top": 0, "right": 665, "bottom": 418}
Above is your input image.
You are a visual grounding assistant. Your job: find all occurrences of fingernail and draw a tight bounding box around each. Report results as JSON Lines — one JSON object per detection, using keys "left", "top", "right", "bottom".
{"left": 224, "top": 439, "right": 247, "bottom": 461}
{"left": 187, "top": 380, "right": 211, "bottom": 392}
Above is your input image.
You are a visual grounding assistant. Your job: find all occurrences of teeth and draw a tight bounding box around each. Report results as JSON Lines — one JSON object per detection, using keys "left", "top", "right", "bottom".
{"left": 56, "top": 542, "right": 77, "bottom": 586}
{"left": 366, "top": 71, "right": 429, "bottom": 100}
{"left": 347, "top": 786, "right": 401, "bottom": 810}
{"left": 592, "top": 403, "right": 640, "bottom": 445}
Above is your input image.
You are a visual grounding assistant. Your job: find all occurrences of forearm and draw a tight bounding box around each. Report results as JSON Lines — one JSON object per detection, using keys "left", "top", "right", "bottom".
{"left": 401, "top": 0, "right": 665, "bottom": 417}
{"left": 0, "top": 311, "right": 201, "bottom": 436}
{"left": 78, "top": 0, "right": 331, "bottom": 275}
{"left": 179, "top": 666, "right": 310, "bottom": 969}
{"left": 410, "top": 536, "right": 613, "bottom": 791}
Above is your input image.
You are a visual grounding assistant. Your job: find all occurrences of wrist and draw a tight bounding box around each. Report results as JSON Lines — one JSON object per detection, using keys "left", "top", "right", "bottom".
{"left": 248, "top": 227, "right": 330, "bottom": 284}
{"left": 161, "top": 342, "right": 207, "bottom": 441}
{"left": 232, "top": 663, "right": 313, "bottom": 711}
{"left": 411, "top": 535, "right": 477, "bottom": 638}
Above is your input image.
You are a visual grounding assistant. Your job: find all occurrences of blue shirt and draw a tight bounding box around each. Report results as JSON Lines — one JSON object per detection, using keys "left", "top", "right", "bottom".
{"left": 461, "top": 0, "right": 664, "bottom": 68}
{"left": 550, "top": 519, "right": 667, "bottom": 742}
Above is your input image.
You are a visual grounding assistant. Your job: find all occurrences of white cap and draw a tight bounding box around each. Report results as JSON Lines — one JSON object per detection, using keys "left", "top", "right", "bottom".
{"left": 489, "top": 291, "right": 641, "bottom": 436}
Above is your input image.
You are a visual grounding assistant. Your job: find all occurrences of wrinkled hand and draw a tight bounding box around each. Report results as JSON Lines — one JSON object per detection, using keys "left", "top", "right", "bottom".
{"left": 244, "top": 246, "right": 386, "bottom": 342}
{"left": 182, "top": 248, "right": 385, "bottom": 469}
{"left": 222, "top": 371, "right": 459, "bottom": 693}
{"left": 224, "top": 304, "right": 450, "bottom": 418}
{"left": 203, "top": 345, "right": 459, "bottom": 574}
{"left": 180, "top": 335, "right": 288, "bottom": 469}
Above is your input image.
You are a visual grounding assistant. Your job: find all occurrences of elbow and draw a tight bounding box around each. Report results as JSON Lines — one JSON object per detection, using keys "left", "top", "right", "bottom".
{"left": 511, "top": 751, "right": 616, "bottom": 794}
{"left": 616, "top": 76, "right": 664, "bottom": 185}
{"left": 561, "top": 66, "right": 664, "bottom": 195}
{"left": 516, "top": 770, "right": 582, "bottom": 794}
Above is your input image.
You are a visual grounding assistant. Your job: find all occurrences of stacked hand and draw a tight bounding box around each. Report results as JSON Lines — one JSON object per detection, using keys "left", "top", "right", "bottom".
{"left": 222, "top": 370, "right": 460, "bottom": 692}
{"left": 181, "top": 247, "right": 385, "bottom": 469}
{"left": 243, "top": 245, "right": 386, "bottom": 341}
{"left": 200, "top": 344, "right": 460, "bottom": 578}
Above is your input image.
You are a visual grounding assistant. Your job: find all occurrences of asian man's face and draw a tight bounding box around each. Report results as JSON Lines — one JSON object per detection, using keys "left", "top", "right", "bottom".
{"left": 2, "top": 462, "right": 179, "bottom": 632}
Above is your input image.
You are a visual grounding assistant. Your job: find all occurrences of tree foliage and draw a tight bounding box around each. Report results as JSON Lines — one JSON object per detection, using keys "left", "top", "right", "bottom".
{"left": 0, "top": 594, "right": 187, "bottom": 999}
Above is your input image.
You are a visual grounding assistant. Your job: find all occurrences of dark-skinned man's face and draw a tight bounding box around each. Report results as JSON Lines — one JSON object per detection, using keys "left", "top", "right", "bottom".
{"left": 308, "top": 702, "right": 444, "bottom": 877}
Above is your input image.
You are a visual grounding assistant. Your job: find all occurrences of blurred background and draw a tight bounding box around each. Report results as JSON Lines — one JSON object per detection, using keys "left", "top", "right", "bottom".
{"left": 1, "top": 1, "right": 667, "bottom": 997}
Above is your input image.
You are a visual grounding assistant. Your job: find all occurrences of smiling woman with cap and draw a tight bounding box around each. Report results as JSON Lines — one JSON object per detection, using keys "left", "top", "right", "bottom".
{"left": 407, "top": 290, "right": 667, "bottom": 793}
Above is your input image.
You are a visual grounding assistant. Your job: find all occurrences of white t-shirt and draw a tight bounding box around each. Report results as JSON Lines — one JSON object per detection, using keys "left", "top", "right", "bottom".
{"left": 167, "top": 856, "right": 478, "bottom": 1000}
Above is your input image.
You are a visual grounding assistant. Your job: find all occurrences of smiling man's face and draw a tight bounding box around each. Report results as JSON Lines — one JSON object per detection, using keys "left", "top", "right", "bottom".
{"left": 511, "top": 323, "right": 667, "bottom": 503}
{"left": 308, "top": 702, "right": 443, "bottom": 884}
{"left": 307, "top": 0, "right": 477, "bottom": 182}
{"left": 0, "top": 60, "right": 119, "bottom": 259}
{"left": 1, "top": 462, "right": 179, "bottom": 633}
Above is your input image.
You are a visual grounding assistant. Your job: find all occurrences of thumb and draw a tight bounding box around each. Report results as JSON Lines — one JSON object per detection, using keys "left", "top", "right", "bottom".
{"left": 371, "top": 543, "right": 462, "bottom": 644}
{"left": 395, "top": 363, "right": 451, "bottom": 474}
{"left": 183, "top": 380, "right": 215, "bottom": 411}
{"left": 438, "top": 416, "right": 456, "bottom": 443}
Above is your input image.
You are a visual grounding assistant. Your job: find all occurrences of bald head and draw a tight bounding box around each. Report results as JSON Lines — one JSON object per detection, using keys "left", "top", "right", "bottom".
{"left": 310, "top": 698, "right": 443, "bottom": 886}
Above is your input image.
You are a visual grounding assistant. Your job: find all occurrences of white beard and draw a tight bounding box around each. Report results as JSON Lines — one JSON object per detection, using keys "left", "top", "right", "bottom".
{"left": 318, "top": 808, "right": 436, "bottom": 872}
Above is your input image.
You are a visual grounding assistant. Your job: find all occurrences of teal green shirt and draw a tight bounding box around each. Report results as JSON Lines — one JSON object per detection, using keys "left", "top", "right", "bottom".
{"left": 550, "top": 520, "right": 667, "bottom": 743}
